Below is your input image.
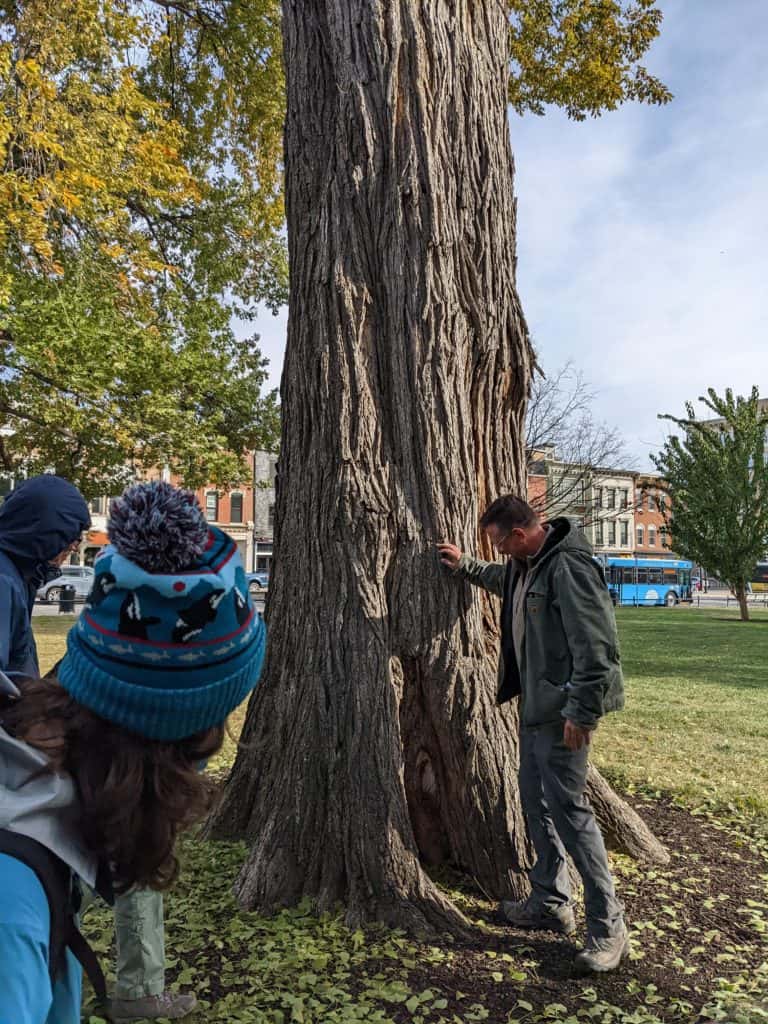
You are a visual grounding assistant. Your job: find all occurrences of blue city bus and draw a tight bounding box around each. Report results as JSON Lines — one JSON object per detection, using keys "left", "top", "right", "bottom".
{"left": 599, "top": 556, "right": 693, "bottom": 607}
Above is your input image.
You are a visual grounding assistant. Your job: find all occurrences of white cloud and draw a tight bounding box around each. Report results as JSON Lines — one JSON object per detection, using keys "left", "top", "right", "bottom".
{"left": 513, "top": 0, "right": 768, "bottom": 466}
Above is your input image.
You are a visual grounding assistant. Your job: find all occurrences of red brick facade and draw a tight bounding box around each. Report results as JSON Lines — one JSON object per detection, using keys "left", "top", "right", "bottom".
{"left": 527, "top": 471, "right": 547, "bottom": 515}
{"left": 634, "top": 474, "right": 671, "bottom": 555}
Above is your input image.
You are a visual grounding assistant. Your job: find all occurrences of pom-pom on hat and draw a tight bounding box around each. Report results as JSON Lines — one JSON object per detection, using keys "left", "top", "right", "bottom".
{"left": 58, "top": 481, "right": 266, "bottom": 741}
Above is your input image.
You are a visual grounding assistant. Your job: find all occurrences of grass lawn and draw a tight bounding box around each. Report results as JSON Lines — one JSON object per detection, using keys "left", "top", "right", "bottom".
{"left": 595, "top": 607, "right": 768, "bottom": 820}
{"left": 33, "top": 606, "right": 768, "bottom": 818}
{"left": 32, "top": 615, "right": 75, "bottom": 674}
{"left": 33, "top": 609, "right": 768, "bottom": 1024}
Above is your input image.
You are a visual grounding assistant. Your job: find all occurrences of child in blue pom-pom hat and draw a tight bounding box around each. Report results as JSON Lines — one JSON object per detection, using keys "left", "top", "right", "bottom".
{"left": 0, "top": 482, "right": 266, "bottom": 1024}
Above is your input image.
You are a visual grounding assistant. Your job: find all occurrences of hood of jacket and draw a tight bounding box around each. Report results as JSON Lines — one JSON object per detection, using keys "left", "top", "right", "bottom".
{"left": 0, "top": 675, "right": 96, "bottom": 885}
{"left": 527, "top": 516, "right": 594, "bottom": 572}
{"left": 0, "top": 475, "right": 90, "bottom": 578}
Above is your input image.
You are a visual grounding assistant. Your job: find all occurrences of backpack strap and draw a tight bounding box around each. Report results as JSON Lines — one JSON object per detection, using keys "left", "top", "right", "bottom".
{"left": 0, "top": 829, "right": 110, "bottom": 1012}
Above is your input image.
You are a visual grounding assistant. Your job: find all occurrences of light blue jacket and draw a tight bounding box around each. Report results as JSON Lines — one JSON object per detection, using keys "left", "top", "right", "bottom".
{"left": 0, "top": 674, "right": 97, "bottom": 1023}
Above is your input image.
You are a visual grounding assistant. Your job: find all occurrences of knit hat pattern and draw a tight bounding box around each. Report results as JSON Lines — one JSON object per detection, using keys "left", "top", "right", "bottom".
{"left": 57, "top": 483, "right": 265, "bottom": 741}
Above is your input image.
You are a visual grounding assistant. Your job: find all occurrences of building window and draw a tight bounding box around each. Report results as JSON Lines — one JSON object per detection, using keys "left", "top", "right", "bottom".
{"left": 205, "top": 491, "right": 219, "bottom": 522}
{"left": 637, "top": 525, "right": 644, "bottom": 547}
{"left": 620, "top": 488, "right": 629, "bottom": 509}
{"left": 657, "top": 493, "right": 666, "bottom": 513}
{"left": 230, "top": 492, "right": 243, "bottom": 524}
{"left": 595, "top": 520, "right": 604, "bottom": 545}
{"left": 89, "top": 497, "right": 103, "bottom": 515}
{"left": 660, "top": 526, "right": 669, "bottom": 548}
{"left": 620, "top": 520, "right": 628, "bottom": 546}
{"left": 596, "top": 487, "right": 603, "bottom": 510}
{"left": 606, "top": 489, "right": 616, "bottom": 510}
{"left": 607, "top": 520, "right": 616, "bottom": 546}
{"left": 648, "top": 525, "right": 656, "bottom": 547}
{"left": 647, "top": 493, "right": 656, "bottom": 512}
{"left": 268, "top": 503, "right": 275, "bottom": 530}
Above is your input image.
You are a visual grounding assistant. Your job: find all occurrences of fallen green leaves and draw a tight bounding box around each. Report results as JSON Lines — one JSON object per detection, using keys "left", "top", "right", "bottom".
{"left": 78, "top": 789, "right": 768, "bottom": 1024}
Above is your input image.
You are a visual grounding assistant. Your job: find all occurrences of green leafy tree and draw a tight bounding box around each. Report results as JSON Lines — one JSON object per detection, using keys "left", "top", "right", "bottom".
{"left": 508, "top": 0, "right": 671, "bottom": 119}
{"left": 0, "top": 0, "right": 285, "bottom": 494}
{"left": 653, "top": 388, "right": 768, "bottom": 622}
{"left": 0, "top": 249, "right": 280, "bottom": 498}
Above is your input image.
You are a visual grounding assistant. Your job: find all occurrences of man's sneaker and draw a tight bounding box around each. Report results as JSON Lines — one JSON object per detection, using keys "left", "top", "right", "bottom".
{"left": 500, "top": 899, "right": 576, "bottom": 935}
{"left": 110, "top": 990, "right": 198, "bottom": 1021}
{"left": 575, "top": 926, "right": 630, "bottom": 973}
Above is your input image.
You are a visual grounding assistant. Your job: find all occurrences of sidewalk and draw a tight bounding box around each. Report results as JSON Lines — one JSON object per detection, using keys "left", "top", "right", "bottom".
{"left": 689, "top": 588, "right": 768, "bottom": 610}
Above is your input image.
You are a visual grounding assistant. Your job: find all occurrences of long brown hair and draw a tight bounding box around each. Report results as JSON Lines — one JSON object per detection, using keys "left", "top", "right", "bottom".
{"left": 2, "top": 674, "right": 224, "bottom": 893}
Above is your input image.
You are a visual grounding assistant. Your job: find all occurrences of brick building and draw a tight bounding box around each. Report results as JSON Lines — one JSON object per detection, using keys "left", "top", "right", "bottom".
{"left": 79, "top": 450, "right": 278, "bottom": 573}
{"left": 525, "top": 452, "right": 679, "bottom": 559}
{"left": 634, "top": 473, "right": 671, "bottom": 555}
{"left": 189, "top": 450, "right": 277, "bottom": 573}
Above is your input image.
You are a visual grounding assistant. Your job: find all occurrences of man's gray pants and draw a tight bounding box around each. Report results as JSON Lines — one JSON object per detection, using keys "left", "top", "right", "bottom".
{"left": 518, "top": 721, "right": 624, "bottom": 938}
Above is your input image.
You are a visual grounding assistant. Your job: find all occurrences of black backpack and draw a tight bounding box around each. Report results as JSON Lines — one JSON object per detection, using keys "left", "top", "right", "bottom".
{"left": 0, "top": 827, "right": 112, "bottom": 1013}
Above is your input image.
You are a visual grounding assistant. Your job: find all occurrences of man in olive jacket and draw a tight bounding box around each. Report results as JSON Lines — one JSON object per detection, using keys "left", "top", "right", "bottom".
{"left": 438, "top": 495, "right": 627, "bottom": 973}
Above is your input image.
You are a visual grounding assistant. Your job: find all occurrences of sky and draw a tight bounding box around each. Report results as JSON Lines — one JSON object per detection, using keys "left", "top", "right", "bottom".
{"left": 243, "top": 0, "right": 768, "bottom": 470}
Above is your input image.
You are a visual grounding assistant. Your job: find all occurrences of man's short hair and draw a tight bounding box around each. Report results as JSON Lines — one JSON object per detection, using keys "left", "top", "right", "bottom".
{"left": 480, "top": 494, "right": 537, "bottom": 532}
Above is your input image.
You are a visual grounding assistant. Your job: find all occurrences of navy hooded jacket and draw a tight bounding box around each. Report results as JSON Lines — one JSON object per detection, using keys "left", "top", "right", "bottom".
{"left": 0, "top": 476, "right": 90, "bottom": 675}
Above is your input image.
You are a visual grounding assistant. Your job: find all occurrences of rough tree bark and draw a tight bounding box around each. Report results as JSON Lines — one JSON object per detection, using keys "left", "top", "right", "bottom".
{"left": 209, "top": 0, "right": 666, "bottom": 935}
{"left": 735, "top": 583, "right": 750, "bottom": 622}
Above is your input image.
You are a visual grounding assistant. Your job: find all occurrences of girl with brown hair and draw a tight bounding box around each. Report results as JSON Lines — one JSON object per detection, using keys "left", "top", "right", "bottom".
{"left": 0, "top": 481, "right": 266, "bottom": 1023}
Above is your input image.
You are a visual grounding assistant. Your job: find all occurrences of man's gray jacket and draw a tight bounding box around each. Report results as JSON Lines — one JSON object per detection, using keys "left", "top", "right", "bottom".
{"left": 452, "top": 517, "right": 624, "bottom": 728}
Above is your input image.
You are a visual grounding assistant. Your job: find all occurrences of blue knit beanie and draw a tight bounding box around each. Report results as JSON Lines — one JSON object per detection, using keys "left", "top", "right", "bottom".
{"left": 57, "top": 482, "right": 266, "bottom": 741}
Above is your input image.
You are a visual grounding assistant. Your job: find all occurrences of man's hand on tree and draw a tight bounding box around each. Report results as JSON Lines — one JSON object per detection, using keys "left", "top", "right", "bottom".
{"left": 436, "top": 542, "right": 462, "bottom": 570}
{"left": 563, "top": 719, "right": 594, "bottom": 752}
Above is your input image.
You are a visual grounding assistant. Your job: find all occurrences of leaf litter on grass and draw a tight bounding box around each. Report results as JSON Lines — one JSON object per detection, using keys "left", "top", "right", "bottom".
{"left": 79, "top": 791, "right": 768, "bottom": 1024}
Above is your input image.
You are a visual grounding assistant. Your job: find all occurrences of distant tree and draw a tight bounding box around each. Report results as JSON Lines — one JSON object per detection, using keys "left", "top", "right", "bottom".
{"left": 653, "top": 388, "right": 768, "bottom": 621}
{"left": 526, "top": 363, "right": 632, "bottom": 522}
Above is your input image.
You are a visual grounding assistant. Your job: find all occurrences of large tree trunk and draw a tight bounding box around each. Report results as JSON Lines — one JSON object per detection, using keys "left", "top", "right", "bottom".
{"left": 209, "top": 0, "right": 664, "bottom": 935}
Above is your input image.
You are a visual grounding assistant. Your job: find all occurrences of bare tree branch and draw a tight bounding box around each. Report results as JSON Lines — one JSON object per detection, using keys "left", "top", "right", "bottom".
{"left": 526, "top": 362, "right": 635, "bottom": 524}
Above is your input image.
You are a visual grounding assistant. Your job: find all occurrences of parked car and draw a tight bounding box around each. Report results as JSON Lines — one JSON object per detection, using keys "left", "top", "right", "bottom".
{"left": 36, "top": 565, "right": 95, "bottom": 604}
{"left": 245, "top": 571, "right": 270, "bottom": 597}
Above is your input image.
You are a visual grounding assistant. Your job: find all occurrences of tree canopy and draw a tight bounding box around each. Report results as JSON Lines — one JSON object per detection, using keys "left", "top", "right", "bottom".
{"left": 508, "top": 0, "right": 671, "bottom": 119}
{"left": 653, "top": 388, "right": 768, "bottom": 621}
{"left": 0, "top": 0, "right": 669, "bottom": 496}
{"left": 0, "top": 0, "right": 285, "bottom": 495}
